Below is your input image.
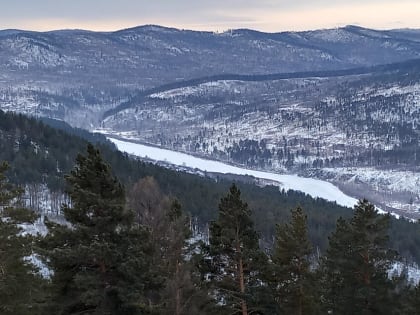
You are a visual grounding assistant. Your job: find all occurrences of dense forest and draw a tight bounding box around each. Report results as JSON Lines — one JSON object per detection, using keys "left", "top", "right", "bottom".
{"left": 1, "top": 146, "right": 420, "bottom": 314}
{"left": 2, "top": 25, "right": 420, "bottom": 314}
{"left": 0, "top": 110, "right": 419, "bottom": 263}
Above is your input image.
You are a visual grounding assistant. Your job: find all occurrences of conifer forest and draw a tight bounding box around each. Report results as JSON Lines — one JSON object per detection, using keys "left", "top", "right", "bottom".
{"left": 1, "top": 132, "right": 420, "bottom": 314}
{"left": 0, "top": 9, "right": 420, "bottom": 314}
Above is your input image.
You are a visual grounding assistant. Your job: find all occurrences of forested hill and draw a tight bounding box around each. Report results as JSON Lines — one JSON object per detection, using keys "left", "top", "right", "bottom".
{"left": 1, "top": 110, "right": 419, "bottom": 262}
{"left": 103, "top": 58, "right": 420, "bottom": 118}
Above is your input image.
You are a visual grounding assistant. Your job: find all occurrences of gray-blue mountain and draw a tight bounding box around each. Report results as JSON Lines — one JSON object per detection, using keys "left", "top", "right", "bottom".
{"left": 0, "top": 24, "right": 419, "bottom": 218}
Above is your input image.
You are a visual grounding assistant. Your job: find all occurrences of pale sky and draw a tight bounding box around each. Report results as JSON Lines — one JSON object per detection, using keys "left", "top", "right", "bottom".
{"left": 1, "top": 0, "right": 420, "bottom": 32}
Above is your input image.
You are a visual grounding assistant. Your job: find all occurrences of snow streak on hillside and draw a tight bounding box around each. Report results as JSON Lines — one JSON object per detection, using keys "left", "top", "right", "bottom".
{"left": 108, "top": 137, "right": 358, "bottom": 208}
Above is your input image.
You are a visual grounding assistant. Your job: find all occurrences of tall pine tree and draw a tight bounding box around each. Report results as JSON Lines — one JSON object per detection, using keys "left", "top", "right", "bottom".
{"left": 271, "top": 206, "right": 317, "bottom": 315}
{"left": 208, "top": 184, "right": 267, "bottom": 315}
{"left": 40, "top": 145, "right": 156, "bottom": 314}
{"left": 128, "top": 177, "right": 209, "bottom": 315}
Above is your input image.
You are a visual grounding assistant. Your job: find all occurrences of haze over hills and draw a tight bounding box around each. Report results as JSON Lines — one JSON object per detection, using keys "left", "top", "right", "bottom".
{"left": 0, "top": 24, "right": 419, "bottom": 217}
{"left": 1, "top": 24, "right": 420, "bottom": 86}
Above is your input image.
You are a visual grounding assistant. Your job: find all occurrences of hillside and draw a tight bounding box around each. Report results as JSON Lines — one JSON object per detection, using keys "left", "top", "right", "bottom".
{"left": 2, "top": 25, "right": 420, "bottom": 85}
{"left": 0, "top": 24, "right": 419, "bottom": 247}
{"left": 1, "top": 24, "right": 420, "bottom": 127}
{"left": 0, "top": 110, "right": 419, "bottom": 263}
{"left": 1, "top": 25, "right": 420, "bottom": 216}
{"left": 99, "top": 59, "right": 420, "bottom": 217}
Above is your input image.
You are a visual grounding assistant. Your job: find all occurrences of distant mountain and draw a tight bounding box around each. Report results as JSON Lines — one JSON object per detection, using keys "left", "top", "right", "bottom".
{"left": 0, "top": 24, "right": 419, "bottom": 218}
{"left": 1, "top": 24, "right": 419, "bottom": 127}
{"left": 1, "top": 25, "right": 420, "bottom": 88}
{"left": 100, "top": 58, "right": 420, "bottom": 217}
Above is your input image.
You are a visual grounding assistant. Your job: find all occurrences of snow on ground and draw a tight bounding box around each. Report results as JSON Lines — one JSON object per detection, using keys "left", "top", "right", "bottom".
{"left": 18, "top": 218, "right": 52, "bottom": 278}
{"left": 319, "top": 167, "right": 420, "bottom": 218}
{"left": 323, "top": 167, "right": 420, "bottom": 195}
{"left": 391, "top": 262, "right": 420, "bottom": 285}
{"left": 109, "top": 137, "right": 358, "bottom": 208}
{"left": 150, "top": 80, "right": 238, "bottom": 99}
{"left": 19, "top": 217, "right": 48, "bottom": 237}
{"left": 26, "top": 254, "right": 53, "bottom": 279}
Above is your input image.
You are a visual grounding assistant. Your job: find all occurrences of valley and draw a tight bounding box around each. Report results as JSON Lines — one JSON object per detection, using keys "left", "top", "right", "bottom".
{"left": 99, "top": 63, "right": 420, "bottom": 217}
{"left": 2, "top": 0, "right": 420, "bottom": 311}
{"left": 0, "top": 25, "right": 419, "bottom": 218}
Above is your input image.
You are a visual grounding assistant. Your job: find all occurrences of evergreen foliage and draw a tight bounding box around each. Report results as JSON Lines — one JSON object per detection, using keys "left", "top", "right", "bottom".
{"left": 271, "top": 206, "right": 317, "bottom": 314}
{"left": 127, "top": 177, "right": 210, "bottom": 314}
{"left": 2, "top": 144, "right": 415, "bottom": 314}
{"left": 0, "top": 162, "right": 45, "bottom": 315}
{"left": 0, "top": 110, "right": 419, "bottom": 265}
{"left": 40, "top": 145, "right": 157, "bottom": 314}
{"left": 208, "top": 184, "right": 268, "bottom": 315}
{"left": 320, "top": 199, "right": 399, "bottom": 314}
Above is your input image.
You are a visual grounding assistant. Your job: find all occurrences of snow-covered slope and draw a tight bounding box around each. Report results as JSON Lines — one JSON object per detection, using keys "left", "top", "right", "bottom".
{"left": 100, "top": 61, "right": 420, "bottom": 219}
{"left": 0, "top": 24, "right": 420, "bottom": 94}
{"left": 1, "top": 24, "right": 419, "bottom": 219}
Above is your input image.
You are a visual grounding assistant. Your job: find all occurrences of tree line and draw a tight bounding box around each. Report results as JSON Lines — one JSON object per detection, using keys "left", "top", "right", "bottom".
{"left": 1, "top": 110, "right": 420, "bottom": 264}
{"left": 1, "top": 145, "right": 420, "bottom": 314}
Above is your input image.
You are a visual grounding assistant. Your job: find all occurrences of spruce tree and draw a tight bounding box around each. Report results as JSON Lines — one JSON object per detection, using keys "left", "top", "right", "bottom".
{"left": 40, "top": 145, "right": 156, "bottom": 314}
{"left": 208, "top": 183, "right": 267, "bottom": 315}
{"left": 320, "top": 199, "right": 398, "bottom": 314}
{"left": 271, "top": 206, "right": 316, "bottom": 315}
{"left": 0, "top": 161, "right": 45, "bottom": 315}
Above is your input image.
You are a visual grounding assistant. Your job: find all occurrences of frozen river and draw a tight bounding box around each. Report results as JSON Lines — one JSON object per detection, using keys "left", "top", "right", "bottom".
{"left": 109, "top": 137, "right": 358, "bottom": 208}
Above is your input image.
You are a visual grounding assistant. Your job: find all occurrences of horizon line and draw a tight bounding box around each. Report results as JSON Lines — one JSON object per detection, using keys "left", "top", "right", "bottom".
{"left": 1, "top": 23, "right": 420, "bottom": 35}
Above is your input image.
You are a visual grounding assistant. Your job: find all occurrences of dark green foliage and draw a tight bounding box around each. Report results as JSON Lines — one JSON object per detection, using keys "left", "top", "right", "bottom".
{"left": 410, "top": 285, "right": 420, "bottom": 314}
{"left": 318, "top": 217, "right": 350, "bottom": 312}
{"left": 1, "top": 111, "right": 420, "bottom": 313}
{"left": 40, "top": 117, "right": 110, "bottom": 145}
{"left": 0, "top": 110, "right": 113, "bottom": 191}
{"left": 40, "top": 145, "right": 157, "bottom": 314}
{"left": 208, "top": 184, "right": 268, "bottom": 315}
{"left": 271, "top": 206, "right": 317, "bottom": 315}
{"left": 0, "top": 110, "right": 419, "bottom": 265}
{"left": 390, "top": 274, "right": 420, "bottom": 315}
{"left": 320, "top": 199, "right": 399, "bottom": 315}
{"left": 127, "top": 177, "right": 217, "bottom": 315}
{"left": 0, "top": 162, "right": 46, "bottom": 315}
{"left": 159, "top": 201, "right": 211, "bottom": 315}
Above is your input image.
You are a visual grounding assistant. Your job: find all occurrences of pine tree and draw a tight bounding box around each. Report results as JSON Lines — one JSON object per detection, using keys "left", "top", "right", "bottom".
{"left": 0, "top": 161, "right": 45, "bottom": 315}
{"left": 159, "top": 200, "right": 201, "bottom": 315}
{"left": 208, "top": 183, "right": 267, "bottom": 315}
{"left": 320, "top": 199, "right": 398, "bottom": 314}
{"left": 318, "top": 217, "right": 351, "bottom": 313}
{"left": 128, "top": 176, "right": 216, "bottom": 314}
{"left": 271, "top": 206, "right": 317, "bottom": 315}
{"left": 40, "top": 145, "right": 156, "bottom": 314}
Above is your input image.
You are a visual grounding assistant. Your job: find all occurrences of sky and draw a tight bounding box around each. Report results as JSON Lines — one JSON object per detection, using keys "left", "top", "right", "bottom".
{"left": 1, "top": 0, "right": 420, "bottom": 33}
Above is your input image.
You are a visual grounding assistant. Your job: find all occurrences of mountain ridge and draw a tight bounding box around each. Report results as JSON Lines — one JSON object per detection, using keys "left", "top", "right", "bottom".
{"left": 1, "top": 23, "right": 419, "bottom": 36}
{"left": 102, "top": 58, "right": 420, "bottom": 118}
{"left": 1, "top": 23, "right": 420, "bottom": 219}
